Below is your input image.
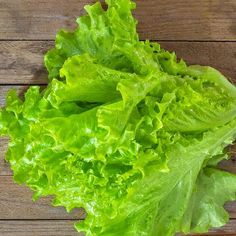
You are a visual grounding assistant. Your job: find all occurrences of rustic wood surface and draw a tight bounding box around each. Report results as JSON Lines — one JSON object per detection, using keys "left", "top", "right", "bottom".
{"left": 0, "top": 220, "right": 82, "bottom": 236}
{"left": 1, "top": 221, "right": 236, "bottom": 236}
{"left": 0, "top": 172, "right": 230, "bottom": 219}
{"left": 1, "top": 220, "right": 236, "bottom": 236}
{"left": 0, "top": 41, "right": 235, "bottom": 85}
{"left": 0, "top": 176, "right": 85, "bottom": 220}
{"left": 0, "top": 0, "right": 235, "bottom": 41}
{"left": 0, "top": 0, "right": 235, "bottom": 235}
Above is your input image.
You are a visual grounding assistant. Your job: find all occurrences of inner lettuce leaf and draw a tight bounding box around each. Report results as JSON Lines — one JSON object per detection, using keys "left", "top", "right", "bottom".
{"left": 0, "top": 0, "right": 236, "bottom": 236}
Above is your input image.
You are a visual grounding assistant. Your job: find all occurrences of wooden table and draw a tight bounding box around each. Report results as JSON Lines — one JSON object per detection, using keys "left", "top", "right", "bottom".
{"left": 0, "top": 0, "right": 236, "bottom": 235}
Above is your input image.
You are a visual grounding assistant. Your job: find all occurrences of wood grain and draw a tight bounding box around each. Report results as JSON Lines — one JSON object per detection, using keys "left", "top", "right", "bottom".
{"left": 136, "top": 0, "right": 236, "bottom": 41}
{"left": 0, "top": 176, "right": 85, "bottom": 220}
{"left": 0, "top": 220, "right": 82, "bottom": 236}
{"left": 0, "top": 175, "right": 234, "bottom": 220}
{"left": 0, "top": 42, "right": 50, "bottom": 84}
{"left": 0, "top": 41, "right": 235, "bottom": 85}
{"left": 219, "top": 144, "right": 236, "bottom": 174}
{"left": 161, "top": 42, "right": 236, "bottom": 83}
{"left": 0, "top": 137, "right": 10, "bottom": 175}
{"left": 0, "top": 0, "right": 235, "bottom": 41}
{"left": 0, "top": 219, "right": 236, "bottom": 236}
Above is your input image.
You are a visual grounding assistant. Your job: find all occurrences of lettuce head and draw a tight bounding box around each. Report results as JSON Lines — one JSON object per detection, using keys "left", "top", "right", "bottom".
{"left": 0, "top": 0, "right": 236, "bottom": 235}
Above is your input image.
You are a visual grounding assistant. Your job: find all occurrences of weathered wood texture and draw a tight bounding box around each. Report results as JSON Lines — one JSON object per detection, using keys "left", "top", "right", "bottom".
{"left": 0, "top": 220, "right": 236, "bottom": 236}
{"left": 0, "top": 41, "right": 51, "bottom": 84}
{"left": 0, "top": 176, "right": 85, "bottom": 220}
{"left": 0, "top": 175, "right": 233, "bottom": 220}
{"left": 0, "top": 41, "right": 235, "bottom": 85}
{"left": 0, "top": 137, "right": 9, "bottom": 175}
{"left": 0, "top": 0, "right": 235, "bottom": 40}
{"left": 0, "top": 220, "right": 82, "bottom": 236}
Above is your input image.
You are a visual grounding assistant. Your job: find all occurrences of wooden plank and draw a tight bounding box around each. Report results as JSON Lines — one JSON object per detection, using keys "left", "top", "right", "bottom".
{"left": 0, "top": 167, "right": 235, "bottom": 220}
{"left": 0, "top": 41, "right": 50, "bottom": 84}
{"left": 136, "top": 0, "right": 236, "bottom": 41}
{"left": 0, "top": 219, "right": 236, "bottom": 236}
{"left": 0, "top": 137, "right": 9, "bottom": 175}
{"left": 226, "top": 201, "right": 236, "bottom": 219}
{"left": 0, "top": 41, "right": 235, "bottom": 85}
{"left": 0, "top": 176, "right": 85, "bottom": 220}
{"left": 0, "top": 0, "right": 235, "bottom": 41}
{"left": 0, "top": 220, "right": 82, "bottom": 236}
{"left": 219, "top": 144, "right": 236, "bottom": 173}
{"left": 160, "top": 42, "right": 236, "bottom": 83}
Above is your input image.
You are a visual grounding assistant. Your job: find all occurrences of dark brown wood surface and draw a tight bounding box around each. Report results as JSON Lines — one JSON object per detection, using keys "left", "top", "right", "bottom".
{"left": 0, "top": 174, "right": 233, "bottom": 219}
{"left": 1, "top": 220, "right": 236, "bottom": 236}
{"left": 0, "top": 0, "right": 235, "bottom": 235}
{"left": 0, "top": 0, "right": 235, "bottom": 41}
{"left": 0, "top": 176, "right": 85, "bottom": 220}
{"left": 0, "top": 41, "right": 235, "bottom": 85}
{"left": 0, "top": 220, "right": 82, "bottom": 236}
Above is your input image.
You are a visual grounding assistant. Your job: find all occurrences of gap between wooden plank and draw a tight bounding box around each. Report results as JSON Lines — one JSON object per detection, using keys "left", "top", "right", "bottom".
{"left": 0, "top": 84, "right": 47, "bottom": 86}
{"left": 1, "top": 39, "right": 236, "bottom": 42}
{"left": 0, "top": 219, "right": 77, "bottom": 221}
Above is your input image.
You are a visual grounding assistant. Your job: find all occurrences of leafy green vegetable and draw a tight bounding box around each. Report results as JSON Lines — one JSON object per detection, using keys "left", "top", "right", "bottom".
{"left": 1, "top": 0, "right": 236, "bottom": 235}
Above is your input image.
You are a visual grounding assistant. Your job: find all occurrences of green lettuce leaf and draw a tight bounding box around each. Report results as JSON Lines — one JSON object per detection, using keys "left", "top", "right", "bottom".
{"left": 0, "top": 0, "right": 236, "bottom": 236}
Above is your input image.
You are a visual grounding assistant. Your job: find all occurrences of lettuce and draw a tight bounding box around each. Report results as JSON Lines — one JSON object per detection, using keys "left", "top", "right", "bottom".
{"left": 1, "top": 0, "right": 236, "bottom": 235}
